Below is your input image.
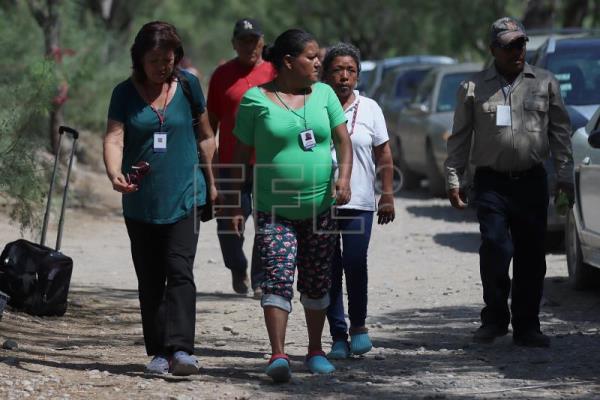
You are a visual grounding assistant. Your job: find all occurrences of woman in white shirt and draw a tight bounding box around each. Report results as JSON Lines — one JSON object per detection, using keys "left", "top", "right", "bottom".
{"left": 322, "top": 43, "right": 395, "bottom": 358}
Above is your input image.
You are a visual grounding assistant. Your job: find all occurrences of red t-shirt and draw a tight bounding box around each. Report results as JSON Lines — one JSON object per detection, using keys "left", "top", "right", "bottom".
{"left": 207, "top": 59, "right": 276, "bottom": 164}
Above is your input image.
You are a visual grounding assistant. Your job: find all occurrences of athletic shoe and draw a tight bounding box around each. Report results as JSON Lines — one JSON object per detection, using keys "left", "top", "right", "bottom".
{"left": 145, "top": 355, "right": 169, "bottom": 375}
{"left": 328, "top": 340, "right": 350, "bottom": 359}
{"left": 305, "top": 350, "right": 335, "bottom": 374}
{"left": 265, "top": 354, "right": 291, "bottom": 383}
{"left": 170, "top": 351, "right": 199, "bottom": 376}
{"left": 350, "top": 332, "right": 373, "bottom": 355}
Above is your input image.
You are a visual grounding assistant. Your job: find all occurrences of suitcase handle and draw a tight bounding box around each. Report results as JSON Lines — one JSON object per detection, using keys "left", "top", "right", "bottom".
{"left": 58, "top": 126, "right": 79, "bottom": 139}
{"left": 40, "top": 126, "right": 79, "bottom": 251}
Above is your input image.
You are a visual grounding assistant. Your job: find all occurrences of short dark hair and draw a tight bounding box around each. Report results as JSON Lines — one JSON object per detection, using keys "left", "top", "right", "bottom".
{"left": 130, "top": 21, "right": 184, "bottom": 82}
{"left": 322, "top": 42, "right": 362, "bottom": 77}
{"left": 263, "top": 28, "right": 316, "bottom": 70}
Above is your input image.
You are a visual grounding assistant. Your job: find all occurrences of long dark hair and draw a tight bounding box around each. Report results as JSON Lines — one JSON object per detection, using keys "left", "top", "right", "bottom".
{"left": 262, "top": 28, "right": 316, "bottom": 70}
{"left": 130, "top": 21, "right": 184, "bottom": 82}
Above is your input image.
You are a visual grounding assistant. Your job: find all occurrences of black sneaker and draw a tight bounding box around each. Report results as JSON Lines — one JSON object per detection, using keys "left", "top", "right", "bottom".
{"left": 513, "top": 331, "right": 550, "bottom": 348}
{"left": 472, "top": 325, "right": 509, "bottom": 344}
{"left": 231, "top": 271, "right": 249, "bottom": 294}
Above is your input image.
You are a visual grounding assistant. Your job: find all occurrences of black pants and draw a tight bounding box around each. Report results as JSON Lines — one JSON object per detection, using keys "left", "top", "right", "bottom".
{"left": 216, "top": 166, "right": 263, "bottom": 289}
{"left": 125, "top": 210, "right": 200, "bottom": 356}
{"left": 474, "top": 165, "right": 548, "bottom": 334}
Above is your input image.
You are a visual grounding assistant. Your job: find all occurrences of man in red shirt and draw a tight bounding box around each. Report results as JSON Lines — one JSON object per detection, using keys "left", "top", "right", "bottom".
{"left": 207, "top": 18, "right": 276, "bottom": 296}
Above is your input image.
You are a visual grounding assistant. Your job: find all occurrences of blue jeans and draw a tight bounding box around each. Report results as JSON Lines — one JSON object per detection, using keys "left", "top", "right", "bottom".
{"left": 216, "top": 166, "right": 263, "bottom": 289}
{"left": 327, "top": 209, "right": 374, "bottom": 341}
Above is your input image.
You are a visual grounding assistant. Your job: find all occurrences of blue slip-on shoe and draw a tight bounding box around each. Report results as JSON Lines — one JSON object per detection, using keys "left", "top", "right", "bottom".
{"left": 350, "top": 332, "right": 373, "bottom": 355}
{"left": 170, "top": 351, "right": 199, "bottom": 376}
{"left": 328, "top": 340, "right": 350, "bottom": 359}
{"left": 265, "top": 354, "right": 291, "bottom": 383}
{"left": 145, "top": 355, "right": 169, "bottom": 375}
{"left": 305, "top": 350, "right": 335, "bottom": 374}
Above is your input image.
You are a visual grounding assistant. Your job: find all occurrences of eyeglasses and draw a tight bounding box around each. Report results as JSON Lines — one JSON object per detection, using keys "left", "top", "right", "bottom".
{"left": 126, "top": 161, "right": 151, "bottom": 185}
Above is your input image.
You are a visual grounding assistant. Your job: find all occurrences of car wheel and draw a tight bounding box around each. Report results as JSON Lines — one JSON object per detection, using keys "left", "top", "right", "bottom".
{"left": 425, "top": 143, "right": 446, "bottom": 197}
{"left": 565, "top": 207, "right": 596, "bottom": 290}
{"left": 395, "top": 138, "right": 421, "bottom": 190}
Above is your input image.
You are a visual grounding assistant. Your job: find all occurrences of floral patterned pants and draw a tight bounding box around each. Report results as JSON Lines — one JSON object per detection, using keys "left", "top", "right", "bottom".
{"left": 255, "top": 210, "right": 338, "bottom": 310}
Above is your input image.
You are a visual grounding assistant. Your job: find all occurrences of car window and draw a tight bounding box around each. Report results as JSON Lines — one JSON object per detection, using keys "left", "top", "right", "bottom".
{"left": 394, "top": 69, "right": 431, "bottom": 102}
{"left": 413, "top": 72, "right": 436, "bottom": 106}
{"left": 357, "top": 69, "right": 375, "bottom": 93}
{"left": 546, "top": 41, "right": 600, "bottom": 106}
{"left": 372, "top": 68, "right": 399, "bottom": 103}
{"left": 436, "top": 72, "right": 473, "bottom": 112}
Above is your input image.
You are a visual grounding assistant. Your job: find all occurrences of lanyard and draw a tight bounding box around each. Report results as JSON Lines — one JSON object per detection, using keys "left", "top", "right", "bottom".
{"left": 348, "top": 98, "right": 360, "bottom": 136}
{"left": 497, "top": 77, "right": 513, "bottom": 105}
{"left": 274, "top": 89, "right": 307, "bottom": 129}
{"left": 146, "top": 82, "right": 171, "bottom": 130}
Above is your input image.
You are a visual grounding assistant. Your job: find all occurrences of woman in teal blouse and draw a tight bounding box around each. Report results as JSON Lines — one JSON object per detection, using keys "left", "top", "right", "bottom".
{"left": 231, "top": 29, "right": 353, "bottom": 382}
{"left": 103, "top": 21, "right": 217, "bottom": 376}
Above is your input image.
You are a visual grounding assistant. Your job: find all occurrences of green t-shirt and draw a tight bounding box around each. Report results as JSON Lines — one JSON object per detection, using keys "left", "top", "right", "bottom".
{"left": 107, "top": 70, "right": 207, "bottom": 224}
{"left": 233, "top": 82, "right": 346, "bottom": 220}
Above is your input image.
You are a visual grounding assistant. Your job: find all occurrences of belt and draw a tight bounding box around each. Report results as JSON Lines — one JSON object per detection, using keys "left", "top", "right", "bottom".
{"left": 476, "top": 163, "right": 544, "bottom": 180}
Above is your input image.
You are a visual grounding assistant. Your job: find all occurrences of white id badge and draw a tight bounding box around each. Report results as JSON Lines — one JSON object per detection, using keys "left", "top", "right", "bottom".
{"left": 299, "top": 129, "right": 316, "bottom": 151}
{"left": 153, "top": 132, "right": 167, "bottom": 153}
{"left": 496, "top": 105, "right": 511, "bottom": 127}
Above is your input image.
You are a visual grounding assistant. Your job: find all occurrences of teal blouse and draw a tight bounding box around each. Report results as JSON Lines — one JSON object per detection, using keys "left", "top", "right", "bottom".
{"left": 108, "top": 70, "right": 207, "bottom": 224}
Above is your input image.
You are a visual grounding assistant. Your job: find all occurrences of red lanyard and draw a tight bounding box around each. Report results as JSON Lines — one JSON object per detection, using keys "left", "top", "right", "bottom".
{"left": 349, "top": 98, "right": 360, "bottom": 136}
{"left": 146, "top": 83, "right": 171, "bottom": 130}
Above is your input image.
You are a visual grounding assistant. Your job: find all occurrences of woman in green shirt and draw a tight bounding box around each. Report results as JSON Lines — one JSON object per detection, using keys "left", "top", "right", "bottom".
{"left": 231, "top": 29, "right": 353, "bottom": 382}
{"left": 103, "top": 21, "right": 217, "bottom": 375}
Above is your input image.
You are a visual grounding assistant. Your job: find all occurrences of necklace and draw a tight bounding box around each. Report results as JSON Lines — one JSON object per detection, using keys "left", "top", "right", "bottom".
{"left": 273, "top": 86, "right": 307, "bottom": 129}
{"left": 143, "top": 82, "right": 171, "bottom": 130}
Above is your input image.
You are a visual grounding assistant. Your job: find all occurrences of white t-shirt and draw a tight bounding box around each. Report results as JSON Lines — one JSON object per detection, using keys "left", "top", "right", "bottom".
{"left": 332, "top": 91, "right": 389, "bottom": 211}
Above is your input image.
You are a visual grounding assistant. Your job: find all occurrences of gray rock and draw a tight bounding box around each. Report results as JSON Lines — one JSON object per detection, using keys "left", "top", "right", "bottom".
{"left": 374, "top": 354, "right": 386, "bottom": 360}
{"left": 2, "top": 340, "right": 18, "bottom": 350}
{"left": 214, "top": 341, "right": 227, "bottom": 347}
{"left": 223, "top": 326, "right": 233, "bottom": 332}
{"left": 2, "top": 357, "right": 17, "bottom": 366}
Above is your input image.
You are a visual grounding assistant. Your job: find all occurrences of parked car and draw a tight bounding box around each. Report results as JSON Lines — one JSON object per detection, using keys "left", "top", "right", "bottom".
{"left": 373, "top": 63, "right": 439, "bottom": 151}
{"left": 357, "top": 60, "right": 377, "bottom": 94}
{"left": 529, "top": 35, "right": 600, "bottom": 239}
{"left": 365, "top": 55, "right": 456, "bottom": 98}
{"left": 391, "top": 63, "right": 482, "bottom": 196}
{"left": 565, "top": 107, "right": 600, "bottom": 289}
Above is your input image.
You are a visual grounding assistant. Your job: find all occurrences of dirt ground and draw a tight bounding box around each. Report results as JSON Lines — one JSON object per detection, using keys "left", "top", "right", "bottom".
{"left": 1, "top": 166, "right": 600, "bottom": 400}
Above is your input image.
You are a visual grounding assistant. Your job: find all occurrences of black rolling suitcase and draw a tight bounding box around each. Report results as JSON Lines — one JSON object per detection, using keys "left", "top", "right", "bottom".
{"left": 0, "top": 126, "right": 79, "bottom": 317}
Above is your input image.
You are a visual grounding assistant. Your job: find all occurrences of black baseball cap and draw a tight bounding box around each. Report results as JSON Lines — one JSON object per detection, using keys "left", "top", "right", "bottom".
{"left": 233, "top": 18, "right": 263, "bottom": 39}
{"left": 490, "top": 17, "right": 528, "bottom": 47}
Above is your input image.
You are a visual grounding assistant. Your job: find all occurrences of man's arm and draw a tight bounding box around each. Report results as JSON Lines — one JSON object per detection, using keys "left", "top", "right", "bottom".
{"left": 445, "top": 81, "right": 474, "bottom": 209}
{"left": 547, "top": 76, "right": 574, "bottom": 184}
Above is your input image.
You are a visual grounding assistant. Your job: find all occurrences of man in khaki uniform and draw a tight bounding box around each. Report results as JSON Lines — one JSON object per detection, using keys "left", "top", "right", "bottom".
{"left": 445, "top": 17, "right": 574, "bottom": 347}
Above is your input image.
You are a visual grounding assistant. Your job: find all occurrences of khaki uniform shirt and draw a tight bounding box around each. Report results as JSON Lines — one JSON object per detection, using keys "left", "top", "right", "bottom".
{"left": 445, "top": 63, "right": 573, "bottom": 190}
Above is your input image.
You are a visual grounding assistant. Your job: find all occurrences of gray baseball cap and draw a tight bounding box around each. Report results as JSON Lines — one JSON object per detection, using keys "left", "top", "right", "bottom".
{"left": 490, "top": 17, "right": 527, "bottom": 46}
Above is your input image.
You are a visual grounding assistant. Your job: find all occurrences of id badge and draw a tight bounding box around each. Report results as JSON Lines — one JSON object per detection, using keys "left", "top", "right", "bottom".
{"left": 496, "top": 105, "right": 511, "bottom": 127}
{"left": 299, "top": 129, "right": 316, "bottom": 151}
{"left": 153, "top": 132, "right": 167, "bottom": 153}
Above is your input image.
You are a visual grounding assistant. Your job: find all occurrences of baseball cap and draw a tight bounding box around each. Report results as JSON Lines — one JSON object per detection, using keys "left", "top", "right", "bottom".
{"left": 490, "top": 17, "right": 528, "bottom": 47}
{"left": 233, "top": 18, "right": 263, "bottom": 38}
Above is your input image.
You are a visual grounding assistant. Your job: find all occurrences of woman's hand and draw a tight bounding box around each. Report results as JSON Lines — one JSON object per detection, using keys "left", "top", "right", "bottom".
{"left": 334, "top": 178, "right": 351, "bottom": 205}
{"left": 377, "top": 193, "right": 395, "bottom": 224}
{"left": 209, "top": 184, "right": 218, "bottom": 203}
{"left": 110, "top": 174, "right": 137, "bottom": 194}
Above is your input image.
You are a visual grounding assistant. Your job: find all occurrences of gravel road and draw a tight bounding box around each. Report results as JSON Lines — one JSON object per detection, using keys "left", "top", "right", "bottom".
{"left": 1, "top": 185, "right": 600, "bottom": 400}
